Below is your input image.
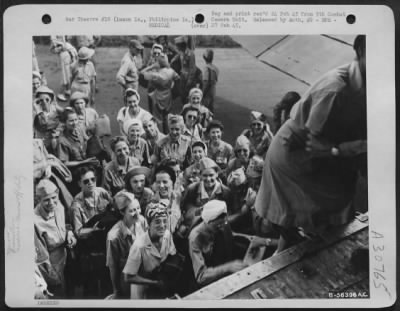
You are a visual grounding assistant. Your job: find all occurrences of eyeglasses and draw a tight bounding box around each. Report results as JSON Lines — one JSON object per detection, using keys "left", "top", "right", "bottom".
{"left": 82, "top": 177, "right": 96, "bottom": 185}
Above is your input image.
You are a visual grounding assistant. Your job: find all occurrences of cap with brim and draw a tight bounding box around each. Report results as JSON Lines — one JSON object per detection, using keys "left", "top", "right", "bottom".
{"left": 125, "top": 166, "right": 151, "bottom": 185}
{"left": 199, "top": 157, "right": 220, "bottom": 173}
{"left": 154, "top": 165, "right": 176, "bottom": 185}
{"left": 129, "top": 39, "right": 144, "bottom": 50}
{"left": 250, "top": 111, "right": 267, "bottom": 124}
{"left": 78, "top": 47, "right": 95, "bottom": 60}
{"left": 36, "top": 179, "right": 58, "bottom": 200}
{"left": 35, "top": 86, "right": 55, "bottom": 101}
{"left": 70, "top": 91, "right": 89, "bottom": 105}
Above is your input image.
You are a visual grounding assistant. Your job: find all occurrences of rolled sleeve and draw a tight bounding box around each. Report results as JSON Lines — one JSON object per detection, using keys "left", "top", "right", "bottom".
{"left": 123, "top": 243, "right": 142, "bottom": 276}
{"left": 305, "top": 91, "right": 337, "bottom": 135}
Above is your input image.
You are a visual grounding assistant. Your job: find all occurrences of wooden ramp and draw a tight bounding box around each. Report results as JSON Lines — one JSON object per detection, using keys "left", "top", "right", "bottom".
{"left": 184, "top": 214, "right": 369, "bottom": 300}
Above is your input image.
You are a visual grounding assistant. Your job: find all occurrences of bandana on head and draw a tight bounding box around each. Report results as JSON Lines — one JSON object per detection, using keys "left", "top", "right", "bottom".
{"left": 145, "top": 202, "right": 168, "bottom": 224}
{"left": 201, "top": 200, "right": 227, "bottom": 224}
{"left": 123, "top": 118, "right": 143, "bottom": 136}
{"left": 36, "top": 179, "right": 58, "bottom": 200}
{"left": 125, "top": 88, "right": 141, "bottom": 102}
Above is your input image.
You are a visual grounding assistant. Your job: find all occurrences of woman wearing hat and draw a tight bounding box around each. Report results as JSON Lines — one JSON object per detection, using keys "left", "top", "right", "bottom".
{"left": 117, "top": 88, "right": 153, "bottom": 137}
{"left": 205, "top": 120, "right": 234, "bottom": 171}
{"left": 154, "top": 114, "right": 192, "bottom": 169}
{"left": 123, "top": 119, "right": 151, "bottom": 166}
{"left": 141, "top": 53, "right": 180, "bottom": 134}
{"left": 188, "top": 200, "right": 247, "bottom": 287}
{"left": 181, "top": 88, "right": 213, "bottom": 129}
{"left": 225, "top": 135, "right": 253, "bottom": 178}
{"left": 34, "top": 179, "right": 77, "bottom": 297}
{"left": 69, "top": 91, "right": 99, "bottom": 136}
{"left": 117, "top": 39, "right": 144, "bottom": 93}
{"left": 106, "top": 191, "right": 148, "bottom": 298}
{"left": 124, "top": 166, "right": 154, "bottom": 215}
{"left": 33, "top": 86, "right": 64, "bottom": 154}
{"left": 103, "top": 136, "right": 140, "bottom": 196}
{"left": 70, "top": 46, "right": 96, "bottom": 106}
{"left": 123, "top": 202, "right": 177, "bottom": 299}
{"left": 181, "top": 158, "right": 232, "bottom": 236}
{"left": 201, "top": 48, "right": 219, "bottom": 113}
{"left": 241, "top": 111, "right": 274, "bottom": 158}
{"left": 184, "top": 141, "right": 207, "bottom": 187}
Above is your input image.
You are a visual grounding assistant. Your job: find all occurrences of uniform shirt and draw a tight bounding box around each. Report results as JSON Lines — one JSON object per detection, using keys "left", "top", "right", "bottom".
{"left": 57, "top": 127, "right": 88, "bottom": 162}
{"left": 182, "top": 124, "right": 203, "bottom": 143}
{"left": 116, "top": 52, "right": 143, "bottom": 89}
{"left": 155, "top": 134, "right": 192, "bottom": 167}
{"left": 188, "top": 221, "right": 234, "bottom": 286}
{"left": 70, "top": 187, "right": 112, "bottom": 235}
{"left": 143, "top": 130, "right": 166, "bottom": 157}
{"left": 34, "top": 202, "right": 68, "bottom": 253}
{"left": 116, "top": 107, "right": 153, "bottom": 136}
{"left": 106, "top": 218, "right": 148, "bottom": 270}
{"left": 129, "top": 137, "right": 151, "bottom": 166}
{"left": 102, "top": 157, "right": 141, "bottom": 196}
{"left": 122, "top": 230, "right": 176, "bottom": 299}
{"left": 71, "top": 60, "right": 96, "bottom": 84}
{"left": 207, "top": 140, "right": 234, "bottom": 169}
{"left": 59, "top": 43, "right": 78, "bottom": 85}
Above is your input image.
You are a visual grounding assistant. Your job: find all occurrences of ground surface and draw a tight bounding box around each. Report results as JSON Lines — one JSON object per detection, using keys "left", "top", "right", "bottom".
{"left": 35, "top": 44, "right": 308, "bottom": 145}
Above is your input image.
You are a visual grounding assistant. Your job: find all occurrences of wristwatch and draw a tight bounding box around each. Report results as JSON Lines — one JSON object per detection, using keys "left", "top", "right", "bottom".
{"left": 331, "top": 145, "right": 340, "bottom": 156}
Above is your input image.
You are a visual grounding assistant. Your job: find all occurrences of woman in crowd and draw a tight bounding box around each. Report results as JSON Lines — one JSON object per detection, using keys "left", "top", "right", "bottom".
{"left": 123, "top": 202, "right": 177, "bottom": 299}
{"left": 106, "top": 191, "right": 148, "bottom": 298}
{"left": 32, "top": 71, "right": 43, "bottom": 98}
{"left": 154, "top": 114, "right": 192, "bottom": 169}
{"left": 33, "top": 86, "right": 64, "bottom": 154}
{"left": 151, "top": 165, "right": 182, "bottom": 235}
{"left": 226, "top": 135, "right": 252, "bottom": 178}
{"left": 184, "top": 141, "right": 207, "bottom": 187}
{"left": 272, "top": 91, "right": 301, "bottom": 134}
{"left": 124, "top": 166, "right": 154, "bottom": 215}
{"left": 103, "top": 136, "right": 140, "bottom": 196}
{"left": 69, "top": 91, "right": 99, "bottom": 136}
{"left": 34, "top": 179, "right": 77, "bottom": 297}
{"left": 181, "top": 88, "right": 213, "bottom": 129}
{"left": 182, "top": 106, "right": 203, "bottom": 143}
{"left": 241, "top": 111, "right": 274, "bottom": 158}
{"left": 57, "top": 108, "right": 99, "bottom": 195}
{"left": 124, "top": 119, "right": 151, "bottom": 166}
{"left": 70, "top": 47, "right": 96, "bottom": 106}
{"left": 142, "top": 116, "right": 166, "bottom": 160}
{"left": 206, "top": 120, "right": 234, "bottom": 172}
{"left": 181, "top": 158, "right": 232, "bottom": 236}
{"left": 70, "top": 165, "right": 113, "bottom": 238}
{"left": 117, "top": 88, "right": 153, "bottom": 136}
{"left": 141, "top": 53, "right": 180, "bottom": 134}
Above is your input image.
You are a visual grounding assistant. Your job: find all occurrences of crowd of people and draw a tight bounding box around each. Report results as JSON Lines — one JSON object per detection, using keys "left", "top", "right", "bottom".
{"left": 32, "top": 34, "right": 367, "bottom": 300}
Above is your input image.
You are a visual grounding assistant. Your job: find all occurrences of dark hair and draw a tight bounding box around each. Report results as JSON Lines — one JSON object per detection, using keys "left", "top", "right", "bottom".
{"left": 76, "top": 165, "right": 96, "bottom": 180}
{"left": 206, "top": 119, "right": 224, "bottom": 133}
{"left": 61, "top": 107, "right": 77, "bottom": 123}
{"left": 279, "top": 91, "right": 301, "bottom": 110}
{"left": 181, "top": 105, "right": 200, "bottom": 119}
{"left": 124, "top": 89, "right": 140, "bottom": 103}
{"left": 353, "top": 35, "right": 366, "bottom": 59}
{"left": 110, "top": 136, "right": 129, "bottom": 152}
{"left": 154, "top": 165, "right": 176, "bottom": 185}
{"left": 203, "top": 49, "right": 214, "bottom": 63}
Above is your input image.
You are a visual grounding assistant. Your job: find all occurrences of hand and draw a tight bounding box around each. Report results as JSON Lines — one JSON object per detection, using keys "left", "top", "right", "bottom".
{"left": 305, "top": 133, "right": 334, "bottom": 157}
{"left": 227, "top": 260, "right": 248, "bottom": 273}
{"left": 44, "top": 165, "right": 52, "bottom": 179}
{"left": 66, "top": 231, "right": 77, "bottom": 248}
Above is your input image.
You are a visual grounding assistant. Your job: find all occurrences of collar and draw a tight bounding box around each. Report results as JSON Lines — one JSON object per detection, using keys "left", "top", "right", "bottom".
{"left": 199, "top": 181, "right": 222, "bottom": 200}
{"left": 143, "top": 231, "right": 166, "bottom": 258}
{"left": 169, "top": 135, "right": 182, "bottom": 145}
{"left": 119, "top": 220, "right": 135, "bottom": 239}
{"left": 37, "top": 204, "right": 56, "bottom": 221}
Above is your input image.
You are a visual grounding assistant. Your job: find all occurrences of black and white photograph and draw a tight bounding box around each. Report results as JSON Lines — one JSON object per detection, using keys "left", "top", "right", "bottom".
{"left": 3, "top": 4, "right": 396, "bottom": 308}
{"left": 31, "top": 34, "right": 369, "bottom": 300}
